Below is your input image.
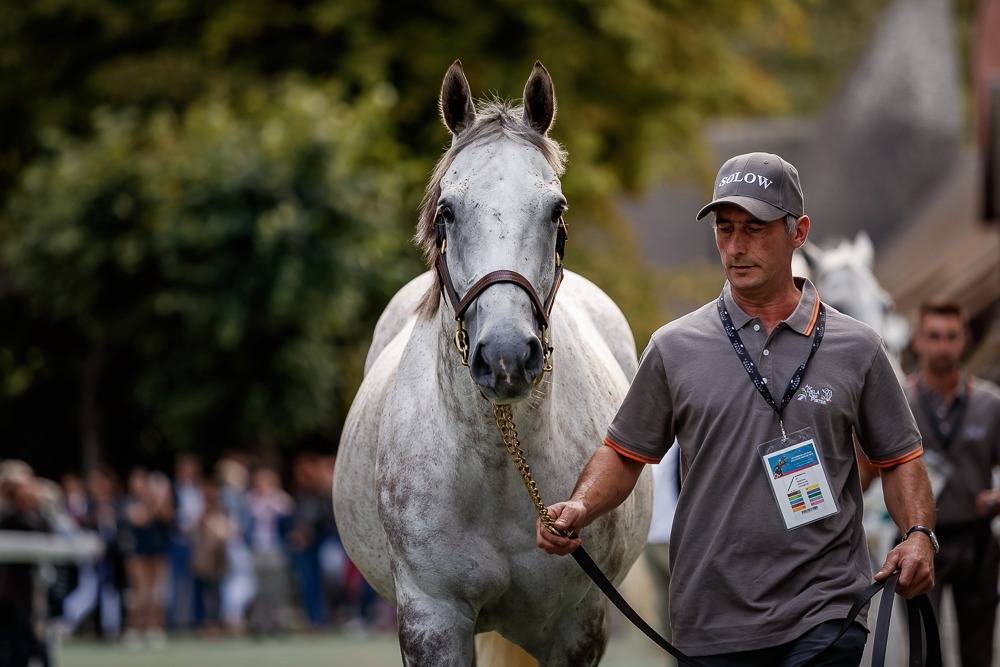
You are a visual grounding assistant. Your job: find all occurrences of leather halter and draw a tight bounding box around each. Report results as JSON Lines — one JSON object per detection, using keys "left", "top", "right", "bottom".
{"left": 433, "top": 206, "right": 567, "bottom": 365}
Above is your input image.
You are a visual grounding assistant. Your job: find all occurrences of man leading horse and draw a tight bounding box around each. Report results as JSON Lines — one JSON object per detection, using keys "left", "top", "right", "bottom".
{"left": 538, "top": 152, "right": 936, "bottom": 666}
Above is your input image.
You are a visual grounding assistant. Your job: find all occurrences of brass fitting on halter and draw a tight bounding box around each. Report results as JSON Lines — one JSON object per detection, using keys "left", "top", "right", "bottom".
{"left": 540, "top": 326, "right": 554, "bottom": 374}
{"left": 454, "top": 319, "right": 470, "bottom": 366}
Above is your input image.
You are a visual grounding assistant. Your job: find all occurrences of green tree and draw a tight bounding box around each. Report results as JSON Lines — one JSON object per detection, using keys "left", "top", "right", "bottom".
{"left": 2, "top": 81, "right": 421, "bottom": 467}
{"left": 0, "top": 0, "right": 894, "bottom": 470}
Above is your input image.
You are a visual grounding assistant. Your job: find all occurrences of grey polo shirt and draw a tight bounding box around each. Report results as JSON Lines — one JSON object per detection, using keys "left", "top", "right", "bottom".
{"left": 905, "top": 373, "right": 1000, "bottom": 527}
{"left": 605, "top": 279, "right": 922, "bottom": 656}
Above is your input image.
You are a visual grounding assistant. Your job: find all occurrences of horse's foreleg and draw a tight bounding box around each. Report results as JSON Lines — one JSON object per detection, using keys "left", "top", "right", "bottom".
{"left": 395, "top": 584, "right": 477, "bottom": 666}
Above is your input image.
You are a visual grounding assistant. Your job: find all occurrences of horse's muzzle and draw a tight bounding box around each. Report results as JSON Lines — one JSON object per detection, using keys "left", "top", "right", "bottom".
{"left": 469, "top": 334, "right": 545, "bottom": 402}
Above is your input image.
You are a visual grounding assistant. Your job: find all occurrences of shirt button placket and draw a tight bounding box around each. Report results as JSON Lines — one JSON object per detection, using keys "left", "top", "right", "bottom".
{"left": 754, "top": 322, "right": 773, "bottom": 410}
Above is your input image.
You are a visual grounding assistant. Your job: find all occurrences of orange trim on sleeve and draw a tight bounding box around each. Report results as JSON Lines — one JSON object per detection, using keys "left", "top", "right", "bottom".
{"left": 804, "top": 295, "right": 821, "bottom": 336}
{"left": 603, "top": 437, "right": 661, "bottom": 464}
{"left": 868, "top": 445, "right": 924, "bottom": 469}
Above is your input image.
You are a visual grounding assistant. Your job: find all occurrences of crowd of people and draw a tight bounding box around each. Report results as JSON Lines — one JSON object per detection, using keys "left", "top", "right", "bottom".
{"left": 0, "top": 450, "right": 392, "bottom": 663}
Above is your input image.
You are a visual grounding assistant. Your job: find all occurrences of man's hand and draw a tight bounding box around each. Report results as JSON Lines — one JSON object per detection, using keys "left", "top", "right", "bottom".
{"left": 874, "top": 533, "right": 935, "bottom": 599}
{"left": 536, "top": 501, "right": 585, "bottom": 555}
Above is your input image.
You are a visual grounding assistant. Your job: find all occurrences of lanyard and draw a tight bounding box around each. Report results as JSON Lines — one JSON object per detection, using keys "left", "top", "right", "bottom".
{"left": 913, "top": 376, "right": 970, "bottom": 451}
{"left": 717, "top": 294, "right": 826, "bottom": 439}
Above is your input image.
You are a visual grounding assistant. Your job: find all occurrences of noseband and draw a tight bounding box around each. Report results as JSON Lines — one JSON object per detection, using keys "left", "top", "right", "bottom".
{"left": 433, "top": 206, "right": 568, "bottom": 370}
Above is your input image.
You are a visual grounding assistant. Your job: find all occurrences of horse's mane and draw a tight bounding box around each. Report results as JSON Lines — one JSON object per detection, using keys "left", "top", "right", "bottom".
{"left": 414, "top": 99, "right": 568, "bottom": 318}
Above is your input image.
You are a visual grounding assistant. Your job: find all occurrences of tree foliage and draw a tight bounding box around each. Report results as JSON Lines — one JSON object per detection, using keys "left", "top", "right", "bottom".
{"left": 0, "top": 0, "right": 891, "bottom": 470}
{"left": 2, "top": 81, "right": 420, "bottom": 465}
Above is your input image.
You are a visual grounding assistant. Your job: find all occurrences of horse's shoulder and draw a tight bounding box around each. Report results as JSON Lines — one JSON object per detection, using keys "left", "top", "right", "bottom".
{"left": 558, "top": 270, "right": 638, "bottom": 378}
{"left": 350, "top": 317, "right": 414, "bottom": 420}
{"left": 559, "top": 271, "right": 629, "bottom": 326}
{"left": 364, "top": 271, "right": 435, "bottom": 375}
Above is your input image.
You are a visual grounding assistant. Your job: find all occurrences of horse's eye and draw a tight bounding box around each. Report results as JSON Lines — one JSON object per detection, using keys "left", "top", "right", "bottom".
{"left": 439, "top": 205, "right": 455, "bottom": 223}
{"left": 551, "top": 203, "right": 565, "bottom": 223}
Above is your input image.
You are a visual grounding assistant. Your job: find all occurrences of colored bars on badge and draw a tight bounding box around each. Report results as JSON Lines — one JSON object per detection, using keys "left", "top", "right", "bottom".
{"left": 788, "top": 484, "right": 825, "bottom": 512}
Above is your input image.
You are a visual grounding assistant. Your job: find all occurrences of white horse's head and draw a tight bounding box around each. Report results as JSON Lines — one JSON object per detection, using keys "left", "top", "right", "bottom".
{"left": 416, "top": 60, "right": 568, "bottom": 403}
{"left": 800, "top": 231, "right": 910, "bottom": 356}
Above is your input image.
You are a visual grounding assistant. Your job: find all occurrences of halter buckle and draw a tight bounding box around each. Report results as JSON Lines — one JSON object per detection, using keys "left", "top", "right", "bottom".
{"left": 454, "top": 319, "right": 470, "bottom": 366}
{"left": 540, "top": 326, "right": 554, "bottom": 374}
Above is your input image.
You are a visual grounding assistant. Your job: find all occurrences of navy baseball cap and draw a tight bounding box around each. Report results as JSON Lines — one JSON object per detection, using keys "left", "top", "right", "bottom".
{"left": 696, "top": 152, "right": 804, "bottom": 221}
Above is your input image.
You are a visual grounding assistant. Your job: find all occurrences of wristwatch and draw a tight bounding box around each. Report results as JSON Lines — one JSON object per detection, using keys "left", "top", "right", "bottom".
{"left": 903, "top": 525, "right": 939, "bottom": 554}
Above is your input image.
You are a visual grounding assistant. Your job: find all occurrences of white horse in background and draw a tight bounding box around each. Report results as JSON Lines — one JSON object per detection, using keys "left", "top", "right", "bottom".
{"left": 794, "top": 231, "right": 910, "bottom": 376}
{"left": 333, "top": 61, "right": 651, "bottom": 666}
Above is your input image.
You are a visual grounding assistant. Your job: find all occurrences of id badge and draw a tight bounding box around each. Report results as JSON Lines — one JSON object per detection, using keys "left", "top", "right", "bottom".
{"left": 757, "top": 428, "right": 839, "bottom": 530}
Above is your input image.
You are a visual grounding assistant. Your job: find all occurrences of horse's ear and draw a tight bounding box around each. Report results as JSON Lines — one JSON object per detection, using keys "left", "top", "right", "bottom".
{"left": 523, "top": 61, "right": 556, "bottom": 135}
{"left": 440, "top": 59, "right": 476, "bottom": 136}
{"left": 853, "top": 230, "right": 874, "bottom": 267}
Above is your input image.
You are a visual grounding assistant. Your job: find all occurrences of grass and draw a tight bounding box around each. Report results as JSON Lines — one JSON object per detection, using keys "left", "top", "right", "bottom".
{"left": 56, "top": 625, "right": 667, "bottom": 667}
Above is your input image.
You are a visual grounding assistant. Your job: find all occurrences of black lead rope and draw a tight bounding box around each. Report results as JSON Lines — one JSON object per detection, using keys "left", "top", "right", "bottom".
{"left": 571, "top": 548, "right": 941, "bottom": 666}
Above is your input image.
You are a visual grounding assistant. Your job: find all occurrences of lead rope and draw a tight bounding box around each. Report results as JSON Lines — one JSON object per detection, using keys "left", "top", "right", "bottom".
{"left": 492, "top": 402, "right": 702, "bottom": 665}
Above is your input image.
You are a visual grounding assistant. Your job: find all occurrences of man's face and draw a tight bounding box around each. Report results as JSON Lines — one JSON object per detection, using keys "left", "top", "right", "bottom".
{"left": 713, "top": 205, "right": 804, "bottom": 297}
{"left": 913, "top": 313, "right": 965, "bottom": 375}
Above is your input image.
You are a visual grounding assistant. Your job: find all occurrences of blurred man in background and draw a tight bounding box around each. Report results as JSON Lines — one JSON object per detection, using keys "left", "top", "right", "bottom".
{"left": 905, "top": 301, "right": 1000, "bottom": 667}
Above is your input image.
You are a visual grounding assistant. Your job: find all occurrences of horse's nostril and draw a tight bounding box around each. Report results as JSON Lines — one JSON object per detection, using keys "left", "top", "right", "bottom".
{"left": 525, "top": 337, "right": 544, "bottom": 377}
{"left": 469, "top": 336, "right": 545, "bottom": 397}
{"left": 470, "top": 343, "right": 492, "bottom": 386}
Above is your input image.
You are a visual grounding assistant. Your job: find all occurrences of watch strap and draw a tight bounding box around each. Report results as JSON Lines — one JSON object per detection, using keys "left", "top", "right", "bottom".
{"left": 904, "top": 525, "right": 939, "bottom": 554}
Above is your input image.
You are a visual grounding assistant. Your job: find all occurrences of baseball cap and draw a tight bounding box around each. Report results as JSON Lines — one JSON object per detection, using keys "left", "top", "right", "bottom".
{"left": 696, "top": 152, "right": 803, "bottom": 221}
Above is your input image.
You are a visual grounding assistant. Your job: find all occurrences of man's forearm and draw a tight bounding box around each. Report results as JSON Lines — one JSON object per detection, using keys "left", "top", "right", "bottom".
{"left": 880, "top": 456, "right": 936, "bottom": 533}
{"left": 569, "top": 445, "right": 646, "bottom": 529}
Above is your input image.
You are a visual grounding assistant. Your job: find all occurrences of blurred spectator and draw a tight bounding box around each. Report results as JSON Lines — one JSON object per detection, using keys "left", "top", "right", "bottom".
{"left": 245, "top": 465, "right": 293, "bottom": 636}
{"left": 217, "top": 457, "right": 254, "bottom": 635}
{"left": 119, "top": 468, "right": 173, "bottom": 649}
{"left": 33, "top": 478, "right": 77, "bottom": 626}
{"left": 57, "top": 465, "right": 124, "bottom": 641}
{"left": 341, "top": 559, "right": 381, "bottom": 635}
{"left": 168, "top": 454, "right": 205, "bottom": 630}
{"left": 190, "top": 480, "right": 228, "bottom": 637}
{"left": 316, "top": 455, "right": 349, "bottom": 625}
{"left": 318, "top": 454, "right": 391, "bottom": 634}
{"left": 0, "top": 460, "right": 51, "bottom": 667}
{"left": 60, "top": 473, "right": 88, "bottom": 528}
{"left": 905, "top": 301, "right": 1000, "bottom": 667}
{"left": 287, "top": 452, "right": 329, "bottom": 630}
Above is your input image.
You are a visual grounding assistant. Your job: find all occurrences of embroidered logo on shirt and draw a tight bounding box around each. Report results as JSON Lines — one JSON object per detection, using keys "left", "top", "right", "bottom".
{"left": 796, "top": 384, "right": 833, "bottom": 405}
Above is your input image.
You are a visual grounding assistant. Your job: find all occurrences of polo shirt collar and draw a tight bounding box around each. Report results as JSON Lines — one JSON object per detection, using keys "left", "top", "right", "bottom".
{"left": 721, "top": 278, "right": 822, "bottom": 336}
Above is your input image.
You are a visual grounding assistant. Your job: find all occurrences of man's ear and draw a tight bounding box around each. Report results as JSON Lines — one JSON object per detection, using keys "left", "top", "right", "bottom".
{"left": 792, "top": 215, "right": 810, "bottom": 248}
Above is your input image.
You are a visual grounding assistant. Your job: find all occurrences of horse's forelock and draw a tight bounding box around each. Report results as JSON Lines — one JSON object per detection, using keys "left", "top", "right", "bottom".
{"left": 415, "top": 100, "right": 567, "bottom": 319}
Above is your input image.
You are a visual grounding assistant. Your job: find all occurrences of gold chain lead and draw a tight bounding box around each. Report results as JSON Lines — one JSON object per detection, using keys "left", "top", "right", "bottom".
{"left": 493, "top": 403, "right": 576, "bottom": 538}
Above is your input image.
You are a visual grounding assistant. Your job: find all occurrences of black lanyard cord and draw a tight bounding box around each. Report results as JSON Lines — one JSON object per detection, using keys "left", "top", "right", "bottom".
{"left": 914, "top": 376, "right": 970, "bottom": 451}
{"left": 717, "top": 294, "right": 826, "bottom": 437}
